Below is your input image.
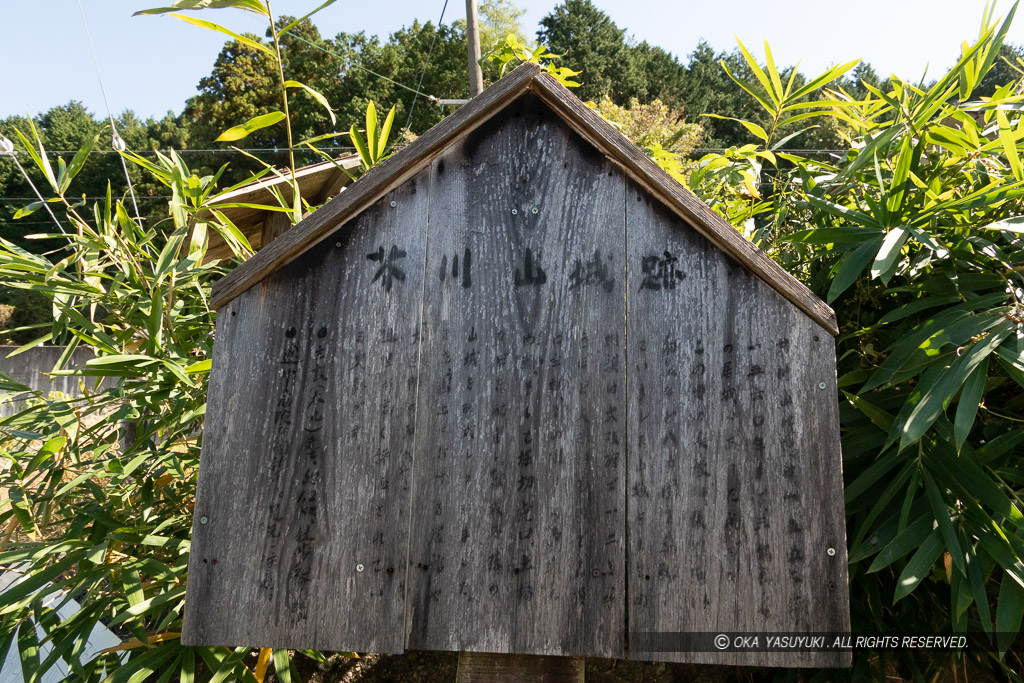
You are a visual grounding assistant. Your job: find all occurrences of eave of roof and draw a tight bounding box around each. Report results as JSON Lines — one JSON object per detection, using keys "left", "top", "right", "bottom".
{"left": 199, "top": 153, "right": 361, "bottom": 230}
{"left": 209, "top": 61, "right": 838, "bottom": 335}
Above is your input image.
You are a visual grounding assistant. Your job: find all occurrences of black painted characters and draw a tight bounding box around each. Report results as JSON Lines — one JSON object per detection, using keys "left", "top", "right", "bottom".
{"left": 367, "top": 244, "right": 408, "bottom": 291}
{"left": 639, "top": 250, "right": 685, "bottom": 291}
{"left": 569, "top": 249, "right": 615, "bottom": 292}
{"left": 365, "top": 245, "right": 691, "bottom": 294}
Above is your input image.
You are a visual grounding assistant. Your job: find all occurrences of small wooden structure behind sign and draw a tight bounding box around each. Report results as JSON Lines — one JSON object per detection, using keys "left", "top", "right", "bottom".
{"left": 183, "top": 62, "right": 851, "bottom": 669}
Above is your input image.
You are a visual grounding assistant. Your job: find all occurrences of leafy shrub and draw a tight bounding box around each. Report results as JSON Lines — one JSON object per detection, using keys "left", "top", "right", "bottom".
{"left": 685, "top": 5, "right": 1024, "bottom": 679}
{"left": 1, "top": 2, "right": 1023, "bottom": 681}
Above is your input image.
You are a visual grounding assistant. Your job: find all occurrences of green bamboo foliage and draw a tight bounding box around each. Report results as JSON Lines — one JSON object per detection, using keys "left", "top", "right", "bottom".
{"left": 685, "top": 3, "right": 1024, "bottom": 678}
{"left": 2, "top": 1, "right": 1024, "bottom": 680}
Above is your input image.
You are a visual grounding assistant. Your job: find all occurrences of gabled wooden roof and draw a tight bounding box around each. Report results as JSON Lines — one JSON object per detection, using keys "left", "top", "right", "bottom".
{"left": 210, "top": 62, "right": 838, "bottom": 335}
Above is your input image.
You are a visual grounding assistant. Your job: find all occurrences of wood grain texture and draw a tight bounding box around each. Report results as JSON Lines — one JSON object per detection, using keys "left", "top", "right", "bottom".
{"left": 261, "top": 210, "right": 292, "bottom": 246}
{"left": 456, "top": 653, "right": 583, "bottom": 683}
{"left": 624, "top": 180, "right": 850, "bottom": 668}
{"left": 189, "top": 78, "right": 850, "bottom": 667}
{"left": 183, "top": 169, "right": 431, "bottom": 653}
{"left": 404, "top": 94, "right": 626, "bottom": 658}
{"left": 210, "top": 62, "right": 542, "bottom": 311}
{"left": 209, "top": 64, "right": 836, "bottom": 340}
{"left": 526, "top": 73, "right": 837, "bottom": 336}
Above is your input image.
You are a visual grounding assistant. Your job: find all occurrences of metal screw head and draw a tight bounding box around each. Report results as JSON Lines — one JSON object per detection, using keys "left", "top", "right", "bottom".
{"left": 531, "top": 207, "right": 538, "bottom": 215}
{"left": 818, "top": 382, "right": 827, "bottom": 390}
{"left": 389, "top": 200, "right": 397, "bottom": 207}
{"left": 827, "top": 547, "right": 836, "bottom": 556}
{"left": 511, "top": 208, "right": 518, "bottom": 215}
{"left": 199, "top": 516, "right": 208, "bottom": 525}
{"left": 335, "top": 242, "right": 342, "bottom": 248}
{"left": 356, "top": 563, "right": 365, "bottom": 572}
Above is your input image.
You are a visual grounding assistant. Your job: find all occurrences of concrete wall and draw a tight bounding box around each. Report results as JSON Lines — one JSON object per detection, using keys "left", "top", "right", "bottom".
{"left": 0, "top": 345, "right": 102, "bottom": 417}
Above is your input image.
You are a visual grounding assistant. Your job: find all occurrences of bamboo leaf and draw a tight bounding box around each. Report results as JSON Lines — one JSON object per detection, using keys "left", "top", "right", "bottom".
{"left": 734, "top": 36, "right": 779, "bottom": 107}
{"left": 215, "top": 112, "right": 286, "bottom": 142}
{"left": 996, "top": 576, "right": 1024, "bottom": 655}
{"left": 867, "top": 512, "right": 934, "bottom": 574}
{"left": 365, "top": 101, "right": 379, "bottom": 162}
{"left": 254, "top": 648, "right": 272, "bottom": 682}
{"left": 272, "top": 649, "right": 294, "bottom": 683}
{"left": 378, "top": 105, "right": 397, "bottom": 155}
{"left": 350, "top": 125, "right": 371, "bottom": 169}
{"left": 702, "top": 113, "right": 768, "bottom": 142}
{"left": 922, "top": 467, "right": 965, "bottom": 575}
{"left": 954, "top": 358, "right": 988, "bottom": 452}
{"left": 894, "top": 527, "right": 944, "bottom": 602}
{"left": 996, "top": 108, "right": 1023, "bottom": 181}
{"left": 169, "top": 14, "right": 273, "bottom": 55}
{"left": 284, "top": 80, "right": 336, "bottom": 125}
{"left": 279, "top": 0, "right": 338, "bottom": 35}
{"left": 762, "top": 40, "right": 784, "bottom": 102}
{"left": 899, "top": 324, "right": 1012, "bottom": 448}
{"left": 827, "top": 236, "right": 883, "bottom": 303}
{"left": 134, "top": 0, "right": 267, "bottom": 16}
{"left": 870, "top": 226, "right": 909, "bottom": 283}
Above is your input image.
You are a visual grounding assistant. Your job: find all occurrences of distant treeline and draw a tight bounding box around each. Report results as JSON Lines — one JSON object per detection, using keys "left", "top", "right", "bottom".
{"left": 2, "top": 0, "right": 1021, "bottom": 259}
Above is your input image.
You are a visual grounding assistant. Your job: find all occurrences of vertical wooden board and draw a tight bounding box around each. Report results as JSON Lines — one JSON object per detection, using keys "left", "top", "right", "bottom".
{"left": 456, "top": 653, "right": 584, "bottom": 682}
{"left": 405, "top": 94, "right": 626, "bottom": 658}
{"left": 625, "top": 182, "right": 850, "bottom": 668}
{"left": 183, "top": 169, "right": 431, "bottom": 653}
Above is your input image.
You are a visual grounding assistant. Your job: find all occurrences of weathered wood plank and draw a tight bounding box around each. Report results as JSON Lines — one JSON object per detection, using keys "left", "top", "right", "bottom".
{"left": 456, "top": 653, "right": 584, "bottom": 683}
{"left": 261, "top": 210, "right": 292, "bottom": 246}
{"left": 624, "top": 181, "right": 850, "bottom": 667}
{"left": 527, "top": 72, "right": 838, "bottom": 336}
{"left": 183, "top": 169, "right": 432, "bottom": 653}
{"left": 405, "top": 94, "right": 626, "bottom": 658}
{"left": 210, "top": 62, "right": 542, "bottom": 310}
{"left": 210, "top": 64, "right": 837, "bottom": 341}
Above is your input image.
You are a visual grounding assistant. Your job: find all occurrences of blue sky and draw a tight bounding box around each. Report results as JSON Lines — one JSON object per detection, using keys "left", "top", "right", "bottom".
{"left": 0, "top": 0, "right": 1017, "bottom": 120}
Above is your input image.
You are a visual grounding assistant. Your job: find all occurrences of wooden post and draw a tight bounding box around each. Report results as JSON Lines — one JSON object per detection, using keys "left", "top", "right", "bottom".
{"left": 465, "top": 0, "right": 484, "bottom": 97}
{"left": 456, "top": 652, "right": 583, "bottom": 683}
{"left": 260, "top": 210, "right": 292, "bottom": 246}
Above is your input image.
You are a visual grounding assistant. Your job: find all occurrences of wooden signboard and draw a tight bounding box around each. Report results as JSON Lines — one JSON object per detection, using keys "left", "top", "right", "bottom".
{"left": 184, "top": 63, "right": 850, "bottom": 669}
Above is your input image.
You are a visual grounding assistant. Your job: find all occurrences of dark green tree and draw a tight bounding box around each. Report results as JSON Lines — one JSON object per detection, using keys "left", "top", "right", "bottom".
{"left": 182, "top": 16, "right": 338, "bottom": 164}
{"left": 975, "top": 41, "right": 1024, "bottom": 96}
{"left": 679, "top": 41, "right": 763, "bottom": 148}
{"left": 536, "top": 0, "right": 641, "bottom": 104}
{"left": 628, "top": 41, "right": 689, "bottom": 109}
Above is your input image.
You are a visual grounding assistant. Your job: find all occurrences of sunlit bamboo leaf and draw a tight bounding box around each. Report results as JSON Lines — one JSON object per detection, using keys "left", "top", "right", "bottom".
{"left": 215, "top": 111, "right": 286, "bottom": 142}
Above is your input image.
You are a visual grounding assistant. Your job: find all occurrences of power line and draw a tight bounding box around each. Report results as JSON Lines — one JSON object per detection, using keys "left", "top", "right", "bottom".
{"left": 77, "top": 0, "right": 141, "bottom": 222}
{"left": 287, "top": 34, "right": 438, "bottom": 102}
{"left": 0, "top": 138, "right": 67, "bottom": 235}
{"left": 403, "top": 0, "right": 451, "bottom": 137}
{"left": 3, "top": 196, "right": 172, "bottom": 202}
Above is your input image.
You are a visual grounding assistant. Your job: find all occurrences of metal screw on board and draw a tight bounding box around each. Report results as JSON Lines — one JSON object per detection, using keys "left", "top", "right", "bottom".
{"left": 356, "top": 564, "right": 365, "bottom": 572}
{"left": 511, "top": 208, "right": 518, "bottom": 215}
{"left": 531, "top": 207, "right": 538, "bottom": 214}
{"left": 390, "top": 200, "right": 397, "bottom": 207}
{"left": 827, "top": 547, "right": 836, "bottom": 556}
{"left": 335, "top": 242, "right": 342, "bottom": 248}
{"left": 200, "top": 516, "right": 208, "bottom": 525}
{"left": 818, "top": 382, "right": 827, "bottom": 390}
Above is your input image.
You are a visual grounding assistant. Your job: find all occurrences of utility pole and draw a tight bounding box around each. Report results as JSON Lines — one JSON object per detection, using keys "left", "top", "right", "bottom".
{"left": 465, "top": 0, "right": 484, "bottom": 97}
